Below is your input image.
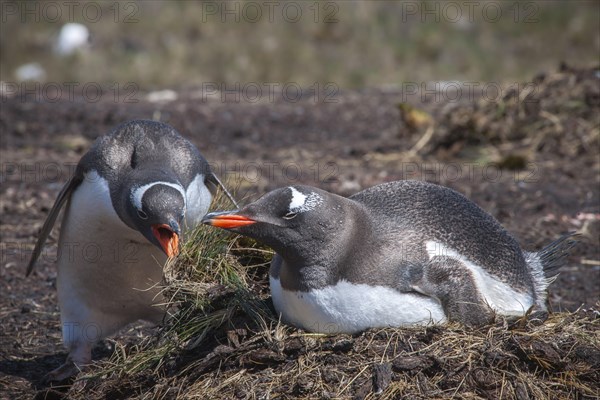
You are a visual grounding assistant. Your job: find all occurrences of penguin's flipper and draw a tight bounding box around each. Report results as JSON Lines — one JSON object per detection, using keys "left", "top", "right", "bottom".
{"left": 26, "top": 176, "right": 82, "bottom": 276}
{"left": 206, "top": 172, "right": 239, "bottom": 209}
{"left": 418, "top": 257, "right": 495, "bottom": 327}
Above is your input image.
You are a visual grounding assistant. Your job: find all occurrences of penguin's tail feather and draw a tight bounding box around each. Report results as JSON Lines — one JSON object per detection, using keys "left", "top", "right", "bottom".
{"left": 525, "top": 232, "right": 578, "bottom": 309}
{"left": 538, "top": 232, "right": 579, "bottom": 280}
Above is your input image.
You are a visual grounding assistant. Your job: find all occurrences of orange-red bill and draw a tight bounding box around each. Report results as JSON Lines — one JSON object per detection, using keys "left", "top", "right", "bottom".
{"left": 206, "top": 214, "right": 256, "bottom": 229}
{"left": 152, "top": 224, "right": 180, "bottom": 257}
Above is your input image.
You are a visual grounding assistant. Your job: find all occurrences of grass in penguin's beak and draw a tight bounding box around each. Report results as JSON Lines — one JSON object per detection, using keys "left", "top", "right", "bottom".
{"left": 152, "top": 224, "right": 179, "bottom": 257}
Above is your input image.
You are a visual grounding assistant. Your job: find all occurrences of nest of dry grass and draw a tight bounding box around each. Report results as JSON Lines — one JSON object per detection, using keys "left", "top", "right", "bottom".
{"left": 57, "top": 190, "right": 599, "bottom": 399}
{"left": 69, "top": 289, "right": 600, "bottom": 399}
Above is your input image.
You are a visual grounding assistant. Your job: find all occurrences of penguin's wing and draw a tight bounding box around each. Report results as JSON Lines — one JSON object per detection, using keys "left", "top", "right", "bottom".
{"left": 26, "top": 175, "right": 82, "bottom": 276}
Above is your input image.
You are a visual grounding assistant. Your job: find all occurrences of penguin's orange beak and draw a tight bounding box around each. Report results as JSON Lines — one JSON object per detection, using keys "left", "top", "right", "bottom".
{"left": 152, "top": 224, "right": 180, "bottom": 257}
{"left": 202, "top": 212, "right": 256, "bottom": 229}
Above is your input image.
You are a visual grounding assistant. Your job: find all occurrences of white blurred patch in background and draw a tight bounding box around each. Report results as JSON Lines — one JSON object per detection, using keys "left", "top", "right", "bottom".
{"left": 54, "top": 23, "right": 90, "bottom": 56}
{"left": 14, "top": 62, "right": 46, "bottom": 82}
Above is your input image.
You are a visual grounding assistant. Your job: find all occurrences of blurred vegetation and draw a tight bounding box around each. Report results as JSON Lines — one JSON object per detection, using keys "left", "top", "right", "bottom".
{"left": 1, "top": 0, "right": 598, "bottom": 89}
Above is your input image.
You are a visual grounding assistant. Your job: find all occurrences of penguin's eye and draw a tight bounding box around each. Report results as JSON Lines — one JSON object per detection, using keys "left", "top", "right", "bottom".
{"left": 283, "top": 211, "right": 298, "bottom": 220}
{"left": 137, "top": 210, "right": 148, "bottom": 220}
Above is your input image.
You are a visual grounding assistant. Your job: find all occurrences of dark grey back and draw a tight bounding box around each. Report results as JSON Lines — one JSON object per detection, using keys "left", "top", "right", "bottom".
{"left": 350, "top": 181, "right": 531, "bottom": 290}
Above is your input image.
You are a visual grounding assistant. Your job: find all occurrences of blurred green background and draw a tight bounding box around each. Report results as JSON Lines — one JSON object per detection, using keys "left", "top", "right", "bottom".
{"left": 1, "top": 0, "right": 599, "bottom": 89}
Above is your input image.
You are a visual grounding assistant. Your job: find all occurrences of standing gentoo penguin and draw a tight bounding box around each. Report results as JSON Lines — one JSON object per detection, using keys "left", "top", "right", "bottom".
{"left": 203, "top": 181, "right": 575, "bottom": 334}
{"left": 27, "top": 120, "right": 236, "bottom": 381}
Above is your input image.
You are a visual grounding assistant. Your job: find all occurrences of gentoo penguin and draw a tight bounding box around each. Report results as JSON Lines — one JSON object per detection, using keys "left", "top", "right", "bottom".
{"left": 27, "top": 120, "right": 236, "bottom": 381}
{"left": 203, "top": 181, "right": 575, "bottom": 334}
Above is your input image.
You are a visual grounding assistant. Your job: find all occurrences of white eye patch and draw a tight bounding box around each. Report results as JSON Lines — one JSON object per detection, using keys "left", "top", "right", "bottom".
{"left": 288, "top": 187, "right": 322, "bottom": 213}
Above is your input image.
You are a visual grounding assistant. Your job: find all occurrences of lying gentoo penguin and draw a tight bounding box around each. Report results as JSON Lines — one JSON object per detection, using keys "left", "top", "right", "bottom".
{"left": 27, "top": 119, "right": 237, "bottom": 381}
{"left": 203, "top": 181, "right": 575, "bottom": 334}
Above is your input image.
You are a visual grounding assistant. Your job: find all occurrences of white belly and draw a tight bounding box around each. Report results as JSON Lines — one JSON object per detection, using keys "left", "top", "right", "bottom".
{"left": 270, "top": 276, "right": 447, "bottom": 334}
{"left": 57, "top": 171, "right": 167, "bottom": 346}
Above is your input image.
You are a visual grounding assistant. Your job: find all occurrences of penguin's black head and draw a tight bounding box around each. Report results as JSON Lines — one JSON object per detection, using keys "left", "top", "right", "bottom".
{"left": 128, "top": 182, "right": 186, "bottom": 257}
{"left": 202, "top": 185, "right": 340, "bottom": 258}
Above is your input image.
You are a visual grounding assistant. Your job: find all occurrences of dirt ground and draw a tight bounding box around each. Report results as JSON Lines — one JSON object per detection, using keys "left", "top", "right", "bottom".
{"left": 0, "top": 65, "right": 599, "bottom": 399}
